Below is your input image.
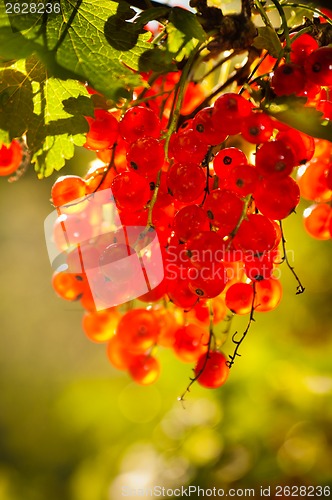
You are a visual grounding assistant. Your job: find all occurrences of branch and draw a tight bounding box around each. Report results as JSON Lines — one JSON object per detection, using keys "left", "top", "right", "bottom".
{"left": 279, "top": 220, "right": 305, "bottom": 295}
{"left": 226, "top": 281, "right": 256, "bottom": 368}
{"left": 178, "top": 300, "right": 215, "bottom": 403}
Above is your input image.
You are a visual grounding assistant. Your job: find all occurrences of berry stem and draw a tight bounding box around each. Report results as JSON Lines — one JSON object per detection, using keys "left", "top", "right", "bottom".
{"left": 253, "top": 0, "right": 275, "bottom": 31}
{"left": 178, "top": 299, "right": 215, "bottom": 402}
{"left": 270, "top": 0, "right": 291, "bottom": 62}
{"left": 194, "top": 50, "right": 243, "bottom": 84}
{"left": 200, "top": 147, "right": 214, "bottom": 207}
{"left": 226, "top": 281, "right": 256, "bottom": 368}
{"left": 279, "top": 220, "right": 305, "bottom": 294}
{"left": 226, "top": 194, "right": 252, "bottom": 249}
{"left": 146, "top": 168, "right": 162, "bottom": 228}
{"left": 164, "top": 44, "right": 201, "bottom": 159}
{"left": 275, "top": 3, "right": 332, "bottom": 26}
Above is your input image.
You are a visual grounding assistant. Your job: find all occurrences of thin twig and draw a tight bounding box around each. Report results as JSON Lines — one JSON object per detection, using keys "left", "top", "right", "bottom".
{"left": 178, "top": 300, "right": 215, "bottom": 403}
{"left": 279, "top": 220, "right": 305, "bottom": 294}
{"left": 226, "top": 281, "right": 256, "bottom": 368}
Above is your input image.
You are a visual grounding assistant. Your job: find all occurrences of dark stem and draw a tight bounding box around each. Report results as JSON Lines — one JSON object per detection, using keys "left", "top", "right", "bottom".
{"left": 279, "top": 220, "right": 305, "bottom": 295}
{"left": 226, "top": 281, "right": 256, "bottom": 368}
{"left": 199, "top": 147, "right": 214, "bottom": 207}
{"left": 179, "top": 300, "right": 215, "bottom": 403}
{"left": 53, "top": 0, "right": 83, "bottom": 52}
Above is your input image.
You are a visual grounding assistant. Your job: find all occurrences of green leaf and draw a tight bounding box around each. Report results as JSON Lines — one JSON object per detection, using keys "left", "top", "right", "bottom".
{"left": 26, "top": 58, "right": 93, "bottom": 178}
{"left": 253, "top": 26, "right": 283, "bottom": 59}
{"left": 135, "top": 6, "right": 170, "bottom": 26}
{"left": 0, "top": 56, "right": 94, "bottom": 177}
{"left": 46, "top": 0, "right": 152, "bottom": 99}
{"left": 169, "top": 7, "right": 206, "bottom": 42}
{"left": 0, "top": 67, "right": 34, "bottom": 143}
{"left": 138, "top": 47, "right": 175, "bottom": 73}
{"left": 166, "top": 22, "right": 197, "bottom": 61}
{"left": 0, "top": 0, "right": 152, "bottom": 100}
{"left": 263, "top": 96, "right": 332, "bottom": 142}
{"left": 0, "top": 27, "right": 40, "bottom": 62}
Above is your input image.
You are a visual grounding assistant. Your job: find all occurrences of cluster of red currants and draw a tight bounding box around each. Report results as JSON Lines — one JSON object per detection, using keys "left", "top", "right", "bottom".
{"left": 37, "top": 33, "right": 332, "bottom": 391}
{"left": 271, "top": 35, "right": 332, "bottom": 98}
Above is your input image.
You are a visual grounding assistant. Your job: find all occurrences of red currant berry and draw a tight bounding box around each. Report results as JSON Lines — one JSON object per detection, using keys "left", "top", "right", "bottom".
{"left": 297, "top": 159, "right": 332, "bottom": 202}
{"left": 193, "top": 107, "right": 228, "bottom": 145}
{"left": 271, "top": 63, "right": 307, "bottom": 96}
{"left": 276, "top": 129, "right": 315, "bottom": 165}
{"left": 127, "top": 137, "right": 164, "bottom": 179}
{"left": 290, "top": 34, "right": 319, "bottom": 65}
{"left": 112, "top": 171, "right": 151, "bottom": 210}
{"left": 205, "top": 189, "right": 244, "bottom": 236}
{"left": 119, "top": 106, "right": 161, "bottom": 142}
{"left": 188, "top": 263, "right": 227, "bottom": 299}
{"left": 243, "top": 252, "right": 274, "bottom": 281}
{"left": 195, "top": 351, "right": 229, "bottom": 389}
{"left": 169, "top": 128, "right": 208, "bottom": 164}
{"left": 167, "top": 162, "right": 205, "bottom": 202}
{"left": 234, "top": 214, "right": 278, "bottom": 254}
{"left": 0, "top": 140, "right": 22, "bottom": 176}
{"left": 116, "top": 309, "right": 160, "bottom": 353}
{"left": 173, "top": 204, "right": 209, "bottom": 242}
{"left": 213, "top": 147, "right": 247, "bottom": 179}
{"left": 225, "top": 282, "right": 254, "bottom": 315}
{"left": 254, "top": 176, "right": 300, "bottom": 220}
{"left": 51, "top": 175, "right": 87, "bottom": 207}
{"left": 255, "top": 140, "right": 297, "bottom": 178}
{"left": 173, "top": 323, "right": 209, "bottom": 363}
{"left": 254, "top": 278, "right": 282, "bottom": 312}
{"left": 305, "top": 47, "right": 332, "bottom": 86}
{"left": 303, "top": 203, "right": 332, "bottom": 240}
{"left": 223, "top": 164, "right": 259, "bottom": 196}
{"left": 213, "top": 93, "right": 252, "bottom": 135}
{"left": 83, "top": 309, "right": 120, "bottom": 343}
{"left": 128, "top": 354, "right": 160, "bottom": 385}
{"left": 241, "top": 112, "right": 274, "bottom": 144}
{"left": 84, "top": 109, "right": 119, "bottom": 150}
{"left": 52, "top": 271, "right": 86, "bottom": 301}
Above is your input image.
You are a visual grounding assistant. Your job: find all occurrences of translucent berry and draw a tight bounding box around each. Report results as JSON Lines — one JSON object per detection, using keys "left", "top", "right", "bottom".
{"left": 173, "top": 204, "right": 209, "bottom": 242}
{"left": 119, "top": 106, "right": 161, "bottom": 142}
{"left": 213, "top": 93, "right": 252, "bottom": 135}
{"left": 127, "top": 137, "right": 164, "bottom": 179}
{"left": 173, "top": 323, "right": 209, "bottom": 363}
{"left": 128, "top": 354, "right": 160, "bottom": 385}
{"left": 116, "top": 309, "right": 160, "bottom": 353}
{"left": 255, "top": 140, "right": 296, "bottom": 178}
{"left": 0, "top": 140, "right": 22, "bottom": 176}
{"left": 205, "top": 189, "right": 244, "bottom": 236}
{"left": 241, "top": 112, "right": 274, "bottom": 144}
{"left": 303, "top": 203, "right": 332, "bottom": 240}
{"left": 254, "top": 176, "right": 300, "bottom": 220}
{"left": 169, "top": 128, "right": 208, "bottom": 164}
{"left": 290, "top": 34, "right": 319, "bottom": 65}
{"left": 167, "top": 162, "right": 205, "bottom": 202}
{"left": 304, "top": 47, "right": 332, "bottom": 86}
{"left": 112, "top": 171, "right": 151, "bottom": 210}
{"left": 51, "top": 175, "right": 87, "bottom": 207}
{"left": 84, "top": 109, "right": 119, "bottom": 150}
{"left": 195, "top": 351, "right": 229, "bottom": 388}
{"left": 271, "top": 63, "right": 307, "bottom": 96}
{"left": 193, "top": 107, "right": 228, "bottom": 145}
{"left": 225, "top": 282, "right": 254, "bottom": 314}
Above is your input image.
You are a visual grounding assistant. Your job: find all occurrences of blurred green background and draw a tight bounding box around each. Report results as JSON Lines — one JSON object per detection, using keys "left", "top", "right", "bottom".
{"left": 0, "top": 149, "right": 332, "bottom": 500}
